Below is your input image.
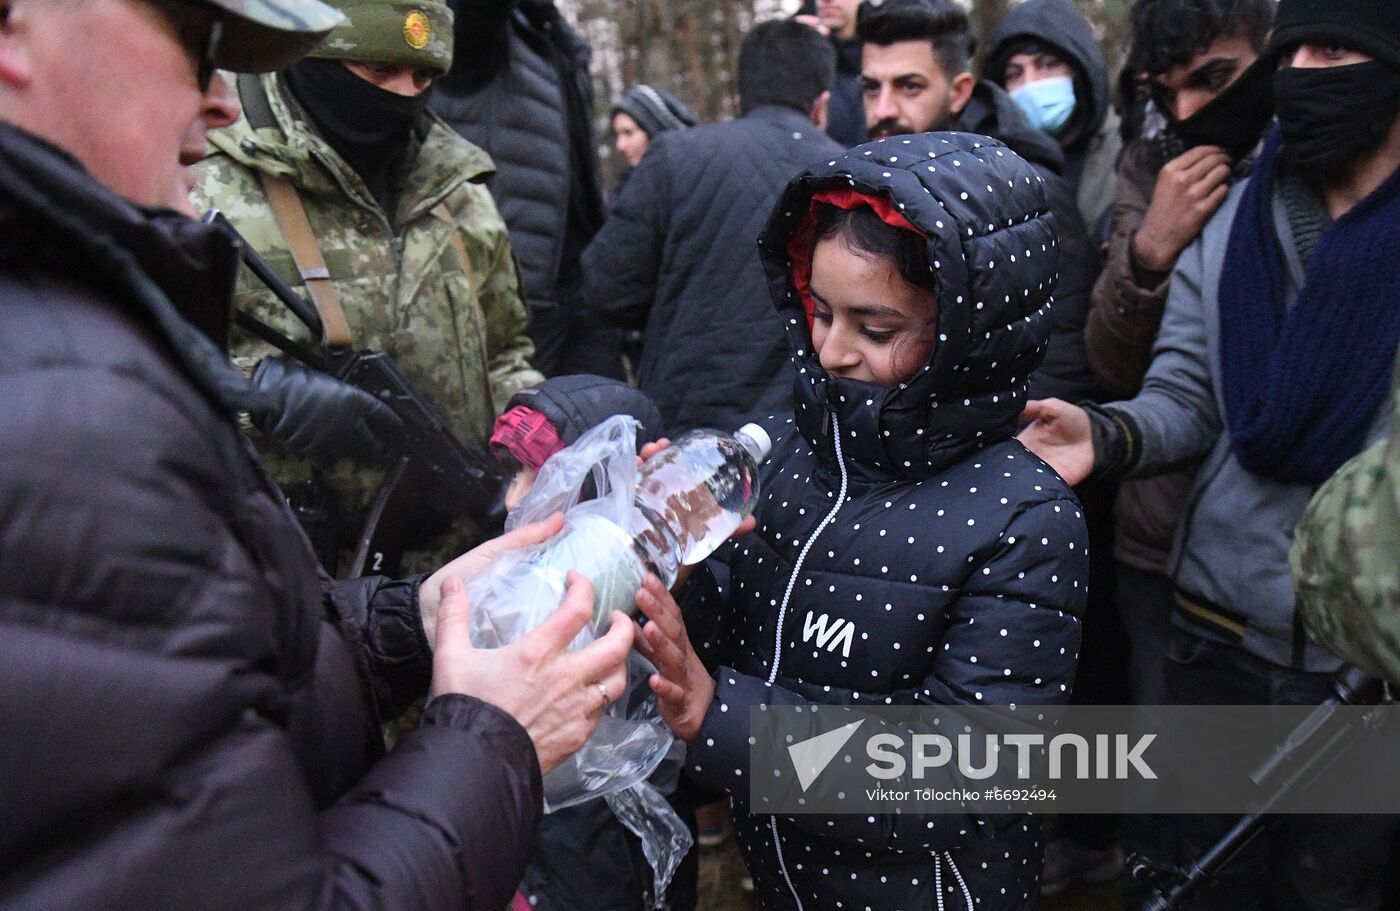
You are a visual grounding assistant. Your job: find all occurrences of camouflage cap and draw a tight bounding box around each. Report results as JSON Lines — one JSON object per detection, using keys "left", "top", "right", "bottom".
{"left": 308, "top": 0, "right": 454, "bottom": 75}
{"left": 201, "top": 0, "right": 346, "bottom": 73}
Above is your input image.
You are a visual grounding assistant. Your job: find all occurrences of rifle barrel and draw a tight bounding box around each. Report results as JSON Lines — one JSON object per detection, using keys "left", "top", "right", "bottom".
{"left": 203, "top": 209, "right": 325, "bottom": 339}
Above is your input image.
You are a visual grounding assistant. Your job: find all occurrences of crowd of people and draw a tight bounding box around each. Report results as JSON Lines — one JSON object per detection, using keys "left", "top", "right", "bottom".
{"left": 2, "top": 0, "right": 1399, "bottom": 909}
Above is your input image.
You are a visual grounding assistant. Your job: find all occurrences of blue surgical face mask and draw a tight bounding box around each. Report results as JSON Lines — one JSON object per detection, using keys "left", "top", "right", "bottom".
{"left": 1010, "top": 75, "right": 1076, "bottom": 137}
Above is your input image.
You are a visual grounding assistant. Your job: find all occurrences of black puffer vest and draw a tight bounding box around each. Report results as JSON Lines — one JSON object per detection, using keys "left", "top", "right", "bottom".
{"left": 431, "top": 4, "right": 603, "bottom": 315}
{"left": 683, "top": 133, "right": 1088, "bottom": 911}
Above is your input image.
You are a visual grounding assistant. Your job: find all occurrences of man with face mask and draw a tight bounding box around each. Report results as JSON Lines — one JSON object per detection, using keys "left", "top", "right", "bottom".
{"left": 1087, "top": 0, "right": 1276, "bottom": 403}
{"left": 982, "top": 0, "right": 1123, "bottom": 231}
{"left": 193, "top": 0, "right": 543, "bottom": 576}
{"left": 1020, "top": 0, "right": 1400, "bottom": 903}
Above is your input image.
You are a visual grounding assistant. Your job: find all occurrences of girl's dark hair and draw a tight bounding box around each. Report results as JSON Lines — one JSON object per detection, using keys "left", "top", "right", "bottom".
{"left": 810, "top": 203, "right": 937, "bottom": 299}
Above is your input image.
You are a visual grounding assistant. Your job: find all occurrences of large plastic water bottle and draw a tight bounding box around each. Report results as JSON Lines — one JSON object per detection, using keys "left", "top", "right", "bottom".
{"left": 467, "top": 423, "right": 772, "bottom": 648}
{"left": 629, "top": 423, "right": 773, "bottom": 585}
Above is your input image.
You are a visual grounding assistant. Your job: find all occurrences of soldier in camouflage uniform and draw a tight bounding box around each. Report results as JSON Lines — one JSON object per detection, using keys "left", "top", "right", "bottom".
{"left": 191, "top": 0, "right": 543, "bottom": 574}
{"left": 1293, "top": 351, "right": 1400, "bottom": 684}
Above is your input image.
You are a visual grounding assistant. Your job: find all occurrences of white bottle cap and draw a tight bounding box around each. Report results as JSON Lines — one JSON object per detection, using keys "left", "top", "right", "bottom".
{"left": 736, "top": 423, "right": 773, "bottom": 462}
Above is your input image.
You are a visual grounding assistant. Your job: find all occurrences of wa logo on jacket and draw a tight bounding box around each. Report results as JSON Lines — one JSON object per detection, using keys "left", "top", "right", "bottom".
{"left": 802, "top": 611, "right": 855, "bottom": 658}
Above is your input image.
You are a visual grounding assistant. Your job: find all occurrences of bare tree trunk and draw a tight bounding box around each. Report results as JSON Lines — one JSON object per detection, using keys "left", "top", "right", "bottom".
{"left": 971, "top": 0, "right": 1010, "bottom": 64}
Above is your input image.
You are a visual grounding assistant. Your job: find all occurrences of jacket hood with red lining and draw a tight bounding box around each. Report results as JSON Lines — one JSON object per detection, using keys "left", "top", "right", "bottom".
{"left": 758, "top": 131, "right": 1060, "bottom": 481}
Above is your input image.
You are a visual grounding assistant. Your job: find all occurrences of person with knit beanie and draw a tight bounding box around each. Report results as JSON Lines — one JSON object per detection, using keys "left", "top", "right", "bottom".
{"left": 1020, "top": 0, "right": 1400, "bottom": 905}
{"left": 610, "top": 85, "right": 698, "bottom": 170}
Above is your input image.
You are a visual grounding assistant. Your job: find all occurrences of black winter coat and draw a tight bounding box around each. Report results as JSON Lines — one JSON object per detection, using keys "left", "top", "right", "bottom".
{"left": 681, "top": 133, "right": 1088, "bottom": 910}
{"left": 432, "top": 0, "right": 605, "bottom": 321}
{"left": 826, "top": 36, "right": 867, "bottom": 149}
{"left": 0, "top": 123, "right": 541, "bottom": 910}
{"left": 580, "top": 105, "right": 844, "bottom": 435}
{"left": 955, "top": 79, "right": 1105, "bottom": 404}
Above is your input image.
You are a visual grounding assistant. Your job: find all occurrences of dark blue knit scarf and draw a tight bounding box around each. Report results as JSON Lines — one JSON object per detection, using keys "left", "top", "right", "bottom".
{"left": 1218, "top": 128, "right": 1400, "bottom": 484}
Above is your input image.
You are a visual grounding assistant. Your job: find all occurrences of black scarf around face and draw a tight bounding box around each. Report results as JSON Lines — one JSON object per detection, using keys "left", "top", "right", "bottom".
{"left": 284, "top": 59, "right": 430, "bottom": 215}
{"left": 1158, "top": 54, "right": 1275, "bottom": 162}
{"left": 1275, "top": 62, "right": 1400, "bottom": 173}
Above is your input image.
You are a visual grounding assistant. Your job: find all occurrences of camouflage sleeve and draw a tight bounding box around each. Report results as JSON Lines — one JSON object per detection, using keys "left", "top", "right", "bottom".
{"left": 1292, "top": 354, "right": 1400, "bottom": 681}
{"left": 473, "top": 219, "right": 544, "bottom": 412}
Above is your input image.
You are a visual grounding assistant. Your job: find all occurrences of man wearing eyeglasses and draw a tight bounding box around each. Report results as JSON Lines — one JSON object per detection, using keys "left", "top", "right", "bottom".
{"left": 0, "top": 1, "right": 634, "bottom": 908}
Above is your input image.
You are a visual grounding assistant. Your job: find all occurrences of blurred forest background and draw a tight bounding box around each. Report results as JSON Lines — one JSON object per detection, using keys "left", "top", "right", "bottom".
{"left": 557, "top": 0, "right": 1134, "bottom": 180}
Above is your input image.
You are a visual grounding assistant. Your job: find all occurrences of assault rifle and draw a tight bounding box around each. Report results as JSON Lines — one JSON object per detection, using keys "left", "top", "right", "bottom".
{"left": 205, "top": 210, "right": 508, "bottom": 578}
{"left": 1132, "top": 665, "right": 1389, "bottom": 910}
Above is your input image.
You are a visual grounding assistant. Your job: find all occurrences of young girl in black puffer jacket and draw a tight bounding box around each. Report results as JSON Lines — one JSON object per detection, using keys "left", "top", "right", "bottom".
{"left": 636, "top": 132, "right": 1088, "bottom": 910}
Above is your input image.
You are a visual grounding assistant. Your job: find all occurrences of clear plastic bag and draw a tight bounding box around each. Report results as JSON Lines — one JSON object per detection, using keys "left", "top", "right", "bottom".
{"left": 464, "top": 415, "right": 690, "bottom": 903}
{"left": 607, "top": 769, "right": 694, "bottom": 909}
{"left": 471, "top": 415, "right": 648, "bottom": 650}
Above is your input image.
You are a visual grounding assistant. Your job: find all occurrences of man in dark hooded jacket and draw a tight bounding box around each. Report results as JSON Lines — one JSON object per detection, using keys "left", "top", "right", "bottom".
{"left": 431, "top": 0, "right": 622, "bottom": 380}
{"left": 579, "top": 20, "right": 842, "bottom": 436}
{"left": 982, "top": 0, "right": 1123, "bottom": 231}
{"left": 858, "top": 0, "right": 1103, "bottom": 405}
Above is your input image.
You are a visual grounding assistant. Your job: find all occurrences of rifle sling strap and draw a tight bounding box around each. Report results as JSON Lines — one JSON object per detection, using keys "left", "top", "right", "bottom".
{"left": 260, "top": 173, "right": 353, "bottom": 349}
{"left": 433, "top": 202, "right": 478, "bottom": 299}
{"left": 236, "top": 73, "right": 353, "bottom": 349}
{"left": 236, "top": 76, "right": 476, "bottom": 348}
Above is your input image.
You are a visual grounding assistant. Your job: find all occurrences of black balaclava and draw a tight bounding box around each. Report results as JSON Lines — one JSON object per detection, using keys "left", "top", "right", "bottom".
{"left": 1264, "top": 0, "right": 1400, "bottom": 174}
{"left": 284, "top": 59, "right": 431, "bottom": 215}
{"left": 1160, "top": 53, "right": 1276, "bottom": 162}
{"left": 1274, "top": 62, "right": 1400, "bottom": 173}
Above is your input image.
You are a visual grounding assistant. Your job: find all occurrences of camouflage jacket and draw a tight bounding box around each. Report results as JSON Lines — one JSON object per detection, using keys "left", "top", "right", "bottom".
{"left": 1292, "top": 352, "right": 1400, "bottom": 682}
{"left": 191, "top": 73, "right": 542, "bottom": 573}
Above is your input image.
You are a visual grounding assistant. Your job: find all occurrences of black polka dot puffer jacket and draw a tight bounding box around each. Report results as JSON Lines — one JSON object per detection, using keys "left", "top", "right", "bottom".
{"left": 682, "top": 133, "right": 1089, "bottom": 911}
